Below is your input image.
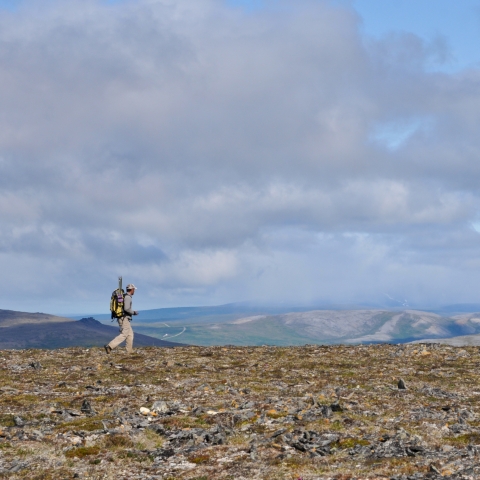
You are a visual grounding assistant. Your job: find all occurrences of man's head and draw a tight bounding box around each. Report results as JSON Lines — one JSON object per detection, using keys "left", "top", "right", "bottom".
{"left": 126, "top": 284, "right": 137, "bottom": 295}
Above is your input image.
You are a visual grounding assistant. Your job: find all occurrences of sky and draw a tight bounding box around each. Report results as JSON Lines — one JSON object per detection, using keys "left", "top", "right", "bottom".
{"left": 1, "top": 0, "right": 480, "bottom": 314}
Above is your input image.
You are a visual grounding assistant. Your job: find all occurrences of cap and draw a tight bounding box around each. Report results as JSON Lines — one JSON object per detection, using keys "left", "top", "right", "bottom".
{"left": 126, "top": 284, "right": 137, "bottom": 290}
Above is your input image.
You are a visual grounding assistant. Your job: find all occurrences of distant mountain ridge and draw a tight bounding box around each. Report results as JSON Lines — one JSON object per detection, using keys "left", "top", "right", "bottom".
{"left": 0, "top": 309, "right": 73, "bottom": 327}
{"left": 434, "top": 303, "right": 480, "bottom": 314}
{"left": 0, "top": 310, "right": 185, "bottom": 349}
{"left": 8, "top": 305, "right": 480, "bottom": 348}
{"left": 131, "top": 309, "right": 480, "bottom": 346}
{"left": 409, "top": 312, "right": 480, "bottom": 346}
{"left": 69, "top": 301, "right": 480, "bottom": 323}
{"left": 70, "top": 302, "right": 328, "bottom": 323}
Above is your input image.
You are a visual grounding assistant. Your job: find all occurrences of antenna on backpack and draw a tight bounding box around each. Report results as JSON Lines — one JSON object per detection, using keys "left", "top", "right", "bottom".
{"left": 118, "top": 276, "right": 122, "bottom": 292}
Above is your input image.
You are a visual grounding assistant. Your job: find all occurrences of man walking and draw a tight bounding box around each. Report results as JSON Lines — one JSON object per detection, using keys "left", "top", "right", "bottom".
{"left": 105, "top": 284, "right": 138, "bottom": 354}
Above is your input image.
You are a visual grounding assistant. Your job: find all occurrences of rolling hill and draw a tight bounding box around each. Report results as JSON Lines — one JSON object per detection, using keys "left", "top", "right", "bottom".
{"left": 131, "top": 309, "right": 480, "bottom": 346}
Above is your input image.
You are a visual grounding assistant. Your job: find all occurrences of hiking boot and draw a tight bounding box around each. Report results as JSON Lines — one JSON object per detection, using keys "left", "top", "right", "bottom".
{"left": 104, "top": 345, "right": 112, "bottom": 354}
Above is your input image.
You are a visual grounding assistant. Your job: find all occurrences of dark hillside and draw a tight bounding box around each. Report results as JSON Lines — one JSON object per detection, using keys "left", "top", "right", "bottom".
{"left": 0, "top": 316, "right": 185, "bottom": 349}
{"left": 0, "top": 309, "right": 72, "bottom": 327}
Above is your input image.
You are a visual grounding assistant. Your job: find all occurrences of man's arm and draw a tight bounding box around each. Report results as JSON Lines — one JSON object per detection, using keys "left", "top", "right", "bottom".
{"left": 123, "top": 295, "right": 138, "bottom": 316}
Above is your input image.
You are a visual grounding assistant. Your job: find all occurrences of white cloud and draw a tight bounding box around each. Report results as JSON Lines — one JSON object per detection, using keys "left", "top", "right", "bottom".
{"left": 0, "top": 0, "right": 479, "bottom": 312}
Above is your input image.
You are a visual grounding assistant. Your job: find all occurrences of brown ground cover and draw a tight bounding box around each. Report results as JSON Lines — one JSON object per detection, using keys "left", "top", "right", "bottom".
{"left": 0, "top": 343, "right": 478, "bottom": 479}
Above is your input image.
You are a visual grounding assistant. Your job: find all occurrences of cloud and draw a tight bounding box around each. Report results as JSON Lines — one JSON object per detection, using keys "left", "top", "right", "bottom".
{"left": 0, "top": 0, "right": 480, "bottom": 312}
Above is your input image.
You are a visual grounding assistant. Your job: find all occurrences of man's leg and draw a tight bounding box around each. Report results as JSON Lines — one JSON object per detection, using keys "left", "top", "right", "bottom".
{"left": 108, "top": 318, "right": 128, "bottom": 350}
{"left": 124, "top": 320, "right": 134, "bottom": 354}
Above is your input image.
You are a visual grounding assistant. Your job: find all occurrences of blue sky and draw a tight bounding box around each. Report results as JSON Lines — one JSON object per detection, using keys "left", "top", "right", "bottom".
{"left": 354, "top": 0, "right": 480, "bottom": 71}
{"left": 227, "top": 0, "right": 480, "bottom": 71}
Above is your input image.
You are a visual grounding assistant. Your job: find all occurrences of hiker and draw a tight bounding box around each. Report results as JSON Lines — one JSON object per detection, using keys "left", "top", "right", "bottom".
{"left": 105, "top": 284, "right": 138, "bottom": 354}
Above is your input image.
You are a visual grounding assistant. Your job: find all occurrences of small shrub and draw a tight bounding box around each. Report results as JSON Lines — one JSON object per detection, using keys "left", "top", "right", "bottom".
{"left": 65, "top": 445, "right": 100, "bottom": 458}
{"left": 334, "top": 437, "right": 370, "bottom": 449}
{"left": 162, "top": 415, "right": 204, "bottom": 429}
{"left": 103, "top": 434, "right": 134, "bottom": 449}
{"left": 117, "top": 451, "right": 151, "bottom": 462}
{"left": 135, "top": 428, "right": 164, "bottom": 450}
{"left": 445, "top": 433, "right": 480, "bottom": 445}
{"left": 330, "top": 420, "right": 344, "bottom": 431}
{"left": 188, "top": 454, "right": 210, "bottom": 464}
{"left": 15, "top": 447, "right": 35, "bottom": 458}
{"left": 0, "top": 415, "right": 15, "bottom": 427}
{"left": 56, "top": 417, "right": 103, "bottom": 433}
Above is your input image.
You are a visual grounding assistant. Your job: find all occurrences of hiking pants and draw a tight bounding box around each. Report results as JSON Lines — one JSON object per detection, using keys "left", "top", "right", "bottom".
{"left": 108, "top": 317, "right": 134, "bottom": 354}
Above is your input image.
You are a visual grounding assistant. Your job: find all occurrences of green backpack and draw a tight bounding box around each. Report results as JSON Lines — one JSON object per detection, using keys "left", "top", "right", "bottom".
{"left": 110, "top": 276, "right": 125, "bottom": 320}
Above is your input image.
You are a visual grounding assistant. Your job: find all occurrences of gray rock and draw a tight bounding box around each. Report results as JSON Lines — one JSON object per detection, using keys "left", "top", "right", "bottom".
{"left": 81, "top": 399, "right": 94, "bottom": 414}
{"left": 319, "top": 405, "right": 333, "bottom": 418}
{"left": 301, "top": 409, "right": 318, "bottom": 421}
{"left": 420, "top": 385, "right": 457, "bottom": 399}
{"left": 291, "top": 441, "right": 306, "bottom": 452}
{"left": 151, "top": 401, "right": 169, "bottom": 413}
{"left": 270, "top": 428, "right": 287, "bottom": 438}
{"left": 243, "top": 410, "right": 256, "bottom": 420}
{"left": 0, "top": 386, "right": 20, "bottom": 394}
{"left": 13, "top": 416, "right": 25, "bottom": 427}
{"left": 330, "top": 402, "right": 343, "bottom": 412}
{"left": 449, "top": 423, "right": 468, "bottom": 433}
{"left": 148, "top": 424, "right": 165, "bottom": 435}
{"left": 8, "top": 460, "right": 28, "bottom": 472}
{"left": 153, "top": 447, "right": 175, "bottom": 461}
{"left": 135, "top": 420, "right": 150, "bottom": 428}
{"left": 210, "top": 432, "right": 226, "bottom": 445}
{"left": 398, "top": 378, "right": 407, "bottom": 390}
{"left": 66, "top": 410, "right": 83, "bottom": 417}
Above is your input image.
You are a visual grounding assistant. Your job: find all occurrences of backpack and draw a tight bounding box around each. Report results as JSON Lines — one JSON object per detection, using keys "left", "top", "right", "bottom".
{"left": 110, "top": 276, "right": 125, "bottom": 320}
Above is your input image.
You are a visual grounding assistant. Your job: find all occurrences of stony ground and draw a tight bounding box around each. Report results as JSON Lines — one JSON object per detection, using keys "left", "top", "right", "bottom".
{"left": 0, "top": 343, "right": 480, "bottom": 479}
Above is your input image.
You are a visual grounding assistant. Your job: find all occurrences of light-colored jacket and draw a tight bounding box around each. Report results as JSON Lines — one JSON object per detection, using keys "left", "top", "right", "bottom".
{"left": 123, "top": 294, "right": 135, "bottom": 320}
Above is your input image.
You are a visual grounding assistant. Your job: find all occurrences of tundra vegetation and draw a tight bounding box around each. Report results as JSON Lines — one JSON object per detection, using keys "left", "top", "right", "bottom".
{"left": 0, "top": 344, "right": 478, "bottom": 479}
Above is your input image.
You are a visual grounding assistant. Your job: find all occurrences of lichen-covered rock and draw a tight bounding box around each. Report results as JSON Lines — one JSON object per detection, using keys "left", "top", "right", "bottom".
{"left": 151, "top": 400, "right": 169, "bottom": 413}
